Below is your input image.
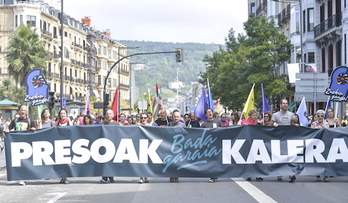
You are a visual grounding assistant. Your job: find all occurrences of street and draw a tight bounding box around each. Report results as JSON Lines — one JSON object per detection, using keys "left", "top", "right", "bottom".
{"left": 1, "top": 141, "right": 348, "bottom": 203}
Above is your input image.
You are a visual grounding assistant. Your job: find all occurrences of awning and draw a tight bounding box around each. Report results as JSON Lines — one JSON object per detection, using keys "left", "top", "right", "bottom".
{"left": 65, "top": 45, "right": 73, "bottom": 53}
{"left": 92, "top": 42, "right": 100, "bottom": 52}
{"left": 53, "top": 44, "right": 61, "bottom": 53}
{"left": 92, "top": 89, "right": 100, "bottom": 98}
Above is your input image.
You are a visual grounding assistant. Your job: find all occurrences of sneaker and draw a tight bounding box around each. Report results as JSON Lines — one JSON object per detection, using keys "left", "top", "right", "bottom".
{"left": 277, "top": 176, "right": 282, "bottom": 181}
{"left": 18, "top": 181, "right": 25, "bottom": 186}
{"left": 139, "top": 178, "right": 143, "bottom": 184}
{"left": 288, "top": 176, "right": 296, "bottom": 183}
{"left": 209, "top": 178, "right": 216, "bottom": 183}
{"left": 256, "top": 177, "right": 263, "bottom": 181}
{"left": 63, "top": 179, "right": 69, "bottom": 184}
{"left": 169, "top": 177, "right": 174, "bottom": 182}
{"left": 174, "top": 178, "right": 179, "bottom": 182}
{"left": 100, "top": 179, "right": 107, "bottom": 183}
{"left": 246, "top": 178, "right": 251, "bottom": 181}
{"left": 324, "top": 176, "right": 330, "bottom": 182}
{"left": 144, "top": 177, "right": 149, "bottom": 183}
{"left": 109, "top": 179, "right": 115, "bottom": 183}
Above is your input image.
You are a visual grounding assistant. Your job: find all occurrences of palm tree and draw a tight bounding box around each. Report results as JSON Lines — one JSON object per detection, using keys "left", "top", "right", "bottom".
{"left": 6, "top": 24, "right": 48, "bottom": 87}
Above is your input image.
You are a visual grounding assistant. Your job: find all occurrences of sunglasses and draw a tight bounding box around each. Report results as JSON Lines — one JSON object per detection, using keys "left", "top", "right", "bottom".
{"left": 141, "top": 117, "right": 147, "bottom": 119}
{"left": 318, "top": 115, "right": 324, "bottom": 117}
{"left": 264, "top": 115, "right": 269, "bottom": 117}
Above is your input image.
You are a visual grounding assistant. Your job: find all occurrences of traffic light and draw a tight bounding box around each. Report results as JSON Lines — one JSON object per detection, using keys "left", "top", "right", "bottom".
{"left": 175, "top": 48, "right": 183, "bottom": 62}
{"left": 104, "top": 94, "right": 110, "bottom": 116}
{"left": 48, "top": 91, "right": 55, "bottom": 109}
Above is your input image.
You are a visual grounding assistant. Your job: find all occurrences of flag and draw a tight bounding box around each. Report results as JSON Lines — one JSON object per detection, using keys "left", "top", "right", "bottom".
{"left": 324, "top": 96, "right": 331, "bottom": 119}
{"left": 296, "top": 96, "right": 310, "bottom": 126}
{"left": 84, "top": 90, "right": 90, "bottom": 115}
{"left": 207, "top": 78, "right": 215, "bottom": 113}
{"left": 242, "top": 84, "right": 255, "bottom": 119}
{"left": 261, "top": 84, "right": 269, "bottom": 114}
{"left": 111, "top": 86, "right": 119, "bottom": 121}
{"left": 152, "top": 83, "right": 163, "bottom": 120}
{"left": 194, "top": 89, "right": 208, "bottom": 121}
{"left": 146, "top": 88, "right": 153, "bottom": 113}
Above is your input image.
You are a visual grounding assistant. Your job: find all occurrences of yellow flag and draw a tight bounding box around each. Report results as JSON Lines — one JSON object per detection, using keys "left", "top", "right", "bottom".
{"left": 146, "top": 89, "right": 153, "bottom": 113}
{"left": 242, "top": 84, "right": 255, "bottom": 119}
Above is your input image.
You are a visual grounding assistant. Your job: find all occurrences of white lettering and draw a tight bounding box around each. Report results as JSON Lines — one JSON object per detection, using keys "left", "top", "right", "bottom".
{"left": 72, "top": 139, "right": 91, "bottom": 164}
{"left": 55, "top": 140, "right": 71, "bottom": 164}
{"left": 305, "top": 139, "right": 326, "bottom": 163}
{"left": 139, "top": 139, "right": 163, "bottom": 163}
{"left": 90, "top": 138, "right": 115, "bottom": 163}
{"left": 114, "top": 139, "right": 139, "bottom": 163}
{"left": 271, "top": 140, "right": 288, "bottom": 163}
{"left": 327, "top": 138, "right": 348, "bottom": 162}
{"left": 287, "top": 140, "right": 304, "bottom": 163}
{"left": 246, "top": 140, "right": 271, "bottom": 164}
{"left": 33, "top": 141, "right": 55, "bottom": 166}
{"left": 11, "top": 142, "right": 32, "bottom": 167}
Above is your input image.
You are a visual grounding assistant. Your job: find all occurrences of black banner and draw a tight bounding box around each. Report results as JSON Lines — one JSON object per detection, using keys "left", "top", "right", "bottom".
{"left": 4, "top": 125, "right": 348, "bottom": 181}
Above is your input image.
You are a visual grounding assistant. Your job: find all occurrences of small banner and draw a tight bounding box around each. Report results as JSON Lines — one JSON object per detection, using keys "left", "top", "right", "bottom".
{"left": 4, "top": 125, "right": 348, "bottom": 181}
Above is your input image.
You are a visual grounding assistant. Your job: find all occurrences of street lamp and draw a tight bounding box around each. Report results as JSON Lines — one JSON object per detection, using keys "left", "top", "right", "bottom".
{"left": 273, "top": 0, "right": 303, "bottom": 72}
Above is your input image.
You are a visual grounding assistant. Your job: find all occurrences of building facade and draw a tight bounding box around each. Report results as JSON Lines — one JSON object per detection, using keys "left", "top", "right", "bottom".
{"left": 0, "top": 0, "right": 130, "bottom": 113}
{"left": 248, "top": 0, "right": 347, "bottom": 116}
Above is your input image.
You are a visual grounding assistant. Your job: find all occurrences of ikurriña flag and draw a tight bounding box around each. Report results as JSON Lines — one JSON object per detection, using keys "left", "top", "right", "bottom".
{"left": 152, "top": 83, "right": 163, "bottom": 120}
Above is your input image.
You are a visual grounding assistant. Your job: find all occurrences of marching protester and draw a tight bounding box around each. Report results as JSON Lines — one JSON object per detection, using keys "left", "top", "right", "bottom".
{"left": 5, "top": 105, "right": 36, "bottom": 185}
{"left": 138, "top": 113, "right": 151, "bottom": 184}
{"left": 269, "top": 99, "right": 297, "bottom": 183}
{"left": 242, "top": 110, "right": 263, "bottom": 181}
{"left": 82, "top": 114, "right": 94, "bottom": 125}
{"left": 40, "top": 108, "right": 55, "bottom": 128}
{"left": 326, "top": 107, "right": 341, "bottom": 128}
{"left": 119, "top": 113, "right": 129, "bottom": 125}
{"left": 155, "top": 110, "right": 172, "bottom": 127}
{"left": 185, "top": 112, "right": 200, "bottom": 127}
{"left": 169, "top": 110, "right": 185, "bottom": 182}
{"left": 220, "top": 113, "right": 230, "bottom": 127}
{"left": 100, "top": 109, "right": 119, "bottom": 184}
{"left": 311, "top": 110, "right": 330, "bottom": 182}
{"left": 261, "top": 111, "right": 273, "bottom": 126}
{"left": 55, "top": 108, "right": 73, "bottom": 184}
{"left": 201, "top": 108, "right": 221, "bottom": 183}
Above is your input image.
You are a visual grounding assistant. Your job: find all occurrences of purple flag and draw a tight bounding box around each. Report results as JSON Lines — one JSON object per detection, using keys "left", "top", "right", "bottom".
{"left": 194, "top": 89, "right": 208, "bottom": 121}
{"left": 207, "top": 78, "right": 215, "bottom": 113}
{"left": 261, "top": 84, "right": 270, "bottom": 113}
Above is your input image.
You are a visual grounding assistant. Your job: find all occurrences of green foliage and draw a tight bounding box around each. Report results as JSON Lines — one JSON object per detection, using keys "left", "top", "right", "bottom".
{"left": 119, "top": 40, "right": 222, "bottom": 98}
{"left": 0, "top": 79, "right": 26, "bottom": 106}
{"left": 200, "top": 15, "right": 293, "bottom": 110}
{"left": 6, "top": 24, "right": 48, "bottom": 87}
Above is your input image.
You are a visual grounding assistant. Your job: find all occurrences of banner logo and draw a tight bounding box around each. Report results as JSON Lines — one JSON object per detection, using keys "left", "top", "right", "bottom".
{"left": 24, "top": 69, "right": 50, "bottom": 106}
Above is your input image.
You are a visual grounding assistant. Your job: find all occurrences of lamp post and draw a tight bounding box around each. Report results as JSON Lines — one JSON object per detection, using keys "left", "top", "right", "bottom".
{"left": 273, "top": 0, "right": 303, "bottom": 72}
{"left": 103, "top": 49, "right": 183, "bottom": 116}
{"left": 60, "top": 0, "right": 64, "bottom": 109}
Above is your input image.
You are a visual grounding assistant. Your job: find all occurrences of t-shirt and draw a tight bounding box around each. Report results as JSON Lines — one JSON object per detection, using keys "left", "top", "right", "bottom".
{"left": 220, "top": 120, "right": 230, "bottom": 127}
{"left": 9, "top": 117, "right": 34, "bottom": 131}
{"left": 201, "top": 119, "right": 222, "bottom": 128}
{"left": 185, "top": 120, "right": 200, "bottom": 127}
{"left": 169, "top": 121, "right": 185, "bottom": 127}
{"left": 41, "top": 120, "right": 55, "bottom": 128}
{"left": 271, "top": 111, "right": 294, "bottom": 125}
{"left": 241, "top": 118, "right": 257, "bottom": 125}
{"left": 155, "top": 118, "right": 172, "bottom": 127}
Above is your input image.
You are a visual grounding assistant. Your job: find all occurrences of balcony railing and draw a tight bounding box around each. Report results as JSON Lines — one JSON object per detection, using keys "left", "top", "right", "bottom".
{"left": 314, "top": 12, "right": 342, "bottom": 38}
{"left": 277, "top": 4, "right": 291, "bottom": 25}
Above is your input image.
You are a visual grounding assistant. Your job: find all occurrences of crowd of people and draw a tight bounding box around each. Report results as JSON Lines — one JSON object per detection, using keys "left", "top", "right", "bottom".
{"left": 0, "top": 99, "right": 346, "bottom": 185}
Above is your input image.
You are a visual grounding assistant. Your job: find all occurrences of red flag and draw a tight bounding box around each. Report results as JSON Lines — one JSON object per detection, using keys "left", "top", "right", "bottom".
{"left": 111, "top": 87, "right": 119, "bottom": 121}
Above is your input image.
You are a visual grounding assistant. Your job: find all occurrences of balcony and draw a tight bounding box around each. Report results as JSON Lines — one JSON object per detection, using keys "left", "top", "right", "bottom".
{"left": 277, "top": 4, "right": 291, "bottom": 26}
{"left": 314, "top": 12, "right": 342, "bottom": 38}
{"left": 41, "top": 29, "right": 53, "bottom": 38}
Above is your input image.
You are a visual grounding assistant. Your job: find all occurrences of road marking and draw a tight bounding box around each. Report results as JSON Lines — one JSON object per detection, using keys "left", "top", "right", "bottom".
{"left": 232, "top": 178, "right": 277, "bottom": 203}
{"left": 47, "top": 193, "right": 67, "bottom": 203}
{"left": 0, "top": 174, "right": 6, "bottom": 178}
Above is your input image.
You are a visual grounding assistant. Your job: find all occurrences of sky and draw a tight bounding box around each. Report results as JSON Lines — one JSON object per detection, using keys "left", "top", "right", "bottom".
{"left": 45, "top": 0, "right": 248, "bottom": 44}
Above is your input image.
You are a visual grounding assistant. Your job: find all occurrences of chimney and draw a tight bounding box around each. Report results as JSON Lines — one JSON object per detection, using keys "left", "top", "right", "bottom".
{"left": 81, "top": 17, "right": 91, "bottom": 26}
{"left": 102, "top": 29, "right": 111, "bottom": 38}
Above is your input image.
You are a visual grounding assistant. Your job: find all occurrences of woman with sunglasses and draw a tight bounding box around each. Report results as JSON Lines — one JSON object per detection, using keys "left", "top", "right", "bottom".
{"left": 261, "top": 111, "right": 273, "bottom": 126}
{"left": 311, "top": 110, "right": 330, "bottom": 182}
{"left": 138, "top": 113, "right": 150, "bottom": 184}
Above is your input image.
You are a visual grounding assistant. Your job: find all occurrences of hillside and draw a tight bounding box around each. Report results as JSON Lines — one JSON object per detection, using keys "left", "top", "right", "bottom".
{"left": 119, "top": 40, "right": 223, "bottom": 97}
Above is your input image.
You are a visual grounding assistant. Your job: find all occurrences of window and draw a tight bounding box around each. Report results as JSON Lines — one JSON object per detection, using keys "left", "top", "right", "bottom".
{"left": 27, "top": 15, "right": 36, "bottom": 27}
{"left": 308, "top": 52, "right": 315, "bottom": 63}
{"left": 250, "top": 3, "right": 256, "bottom": 14}
{"left": 307, "top": 8, "right": 314, "bottom": 31}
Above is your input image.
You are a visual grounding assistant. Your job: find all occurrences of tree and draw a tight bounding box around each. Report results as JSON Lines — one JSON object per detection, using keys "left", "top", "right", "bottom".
{"left": 200, "top": 15, "right": 293, "bottom": 110}
{"left": 6, "top": 24, "right": 48, "bottom": 87}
